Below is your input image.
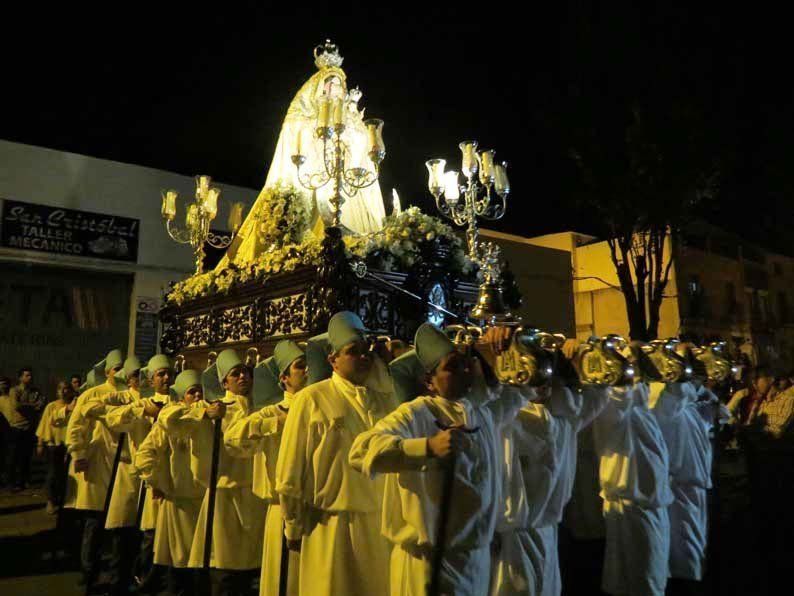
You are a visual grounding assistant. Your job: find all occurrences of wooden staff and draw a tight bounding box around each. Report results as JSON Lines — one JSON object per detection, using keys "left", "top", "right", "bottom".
{"left": 203, "top": 418, "right": 222, "bottom": 570}
{"left": 135, "top": 476, "right": 148, "bottom": 529}
{"left": 279, "top": 522, "right": 290, "bottom": 596}
{"left": 428, "top": 453, "right": 457, "bottom": 596}
{"left": 86, "top": 432, "right": 125, "bottom": 596}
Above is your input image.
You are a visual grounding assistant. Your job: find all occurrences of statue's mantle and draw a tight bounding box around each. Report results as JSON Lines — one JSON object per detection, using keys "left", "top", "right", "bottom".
{"left": 159, "top": 263, "right": 478, "bottom": 369}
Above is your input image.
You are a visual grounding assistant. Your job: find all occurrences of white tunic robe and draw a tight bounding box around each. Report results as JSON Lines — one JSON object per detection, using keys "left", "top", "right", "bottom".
{"left": 94, "top": 390, "right": 158, "bottom": 529}
{"left": 494, "top": 385, "right": 609, "bottom": 596}
{"left": 135, "top": 406, "right": 206, "bottom": 568}
{"left": 65, "top": 380, "right": 122, "bottom": 512}
{"left": 162, "top": 392, "right": 266, "bottom": 570}
{"left": 350, "top": 385, "right": 527, "bottom": 596}
{"left": 650, "top": 382, "right": 729, "bottom": 580}
{"left": 224, "top": 392, "right": 298, "bottom": 596}
{"left": 593, "top": 383, "right": 673, "bottom": 596}
{"left": 275, "top": 372, "right": 399, "bottom": 596}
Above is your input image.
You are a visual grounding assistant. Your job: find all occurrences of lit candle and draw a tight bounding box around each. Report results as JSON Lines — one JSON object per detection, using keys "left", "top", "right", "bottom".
{"left": 196, "top": 175, "right": 211, "bottom": 200}
{"left": 364, "top": 118, "right": 385, "bottom": 162}
{"left": 392, "top": 188, "right": 402, "bottom": 214}
{"left": 186, "top": 204, "right": 198, "bottom": 228}
{"left": 228, "top": 202, "right": 244, "bottom": 231}
{"left": 459, "top": 141, "right": 479, "bottom": 179}
{"left": 333, "top": 98, "right": 345, "bottom": 126}
{"left": 478, "top": 150, "right": 495, "bottom": 183}
{"left": 443, "top": 171, "right": 460, "bottom": 203}
{"left": 161, "top": 190, "right": 177, "bottom": 219}
{"left": 494, "top": 162, "right": 511, "bottom": 195}
{"left": 425, "top": 159, "right": 446, "bottom": 194}
{"left": 318, "top": 97, "right": 331, "bottom": 128}
{"left": 204, "top": 187, "right": 220, "bottom": 219}
{"left": 295, "top": 129, "right": 302, "bottom": 155}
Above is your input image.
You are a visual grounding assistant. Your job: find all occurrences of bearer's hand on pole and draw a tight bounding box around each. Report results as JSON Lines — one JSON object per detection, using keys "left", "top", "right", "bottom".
{"left": 74, "top": 458, "right": 89, "bottom": 473}
{"left": 205, "top": 402, "right": 226, "bottom": 420}
{"left": 152, "top": 488, "right": 165, "bottom": 501}
{"left": 561, "top": 339, "right": 581, "bottom": 361}
{"left": 143, "top": 400, "right": 162, "bottom": 419}
{"left": 428, "top": 427, "right": 468, "bottom": 459}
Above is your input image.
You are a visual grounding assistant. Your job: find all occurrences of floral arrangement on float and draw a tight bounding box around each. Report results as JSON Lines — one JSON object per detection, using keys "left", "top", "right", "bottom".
{"left": 165, "top": 187, "right": 476, "bottom": 305}
{"left": 344, "top": 206, "right": 475, "bottom": 274}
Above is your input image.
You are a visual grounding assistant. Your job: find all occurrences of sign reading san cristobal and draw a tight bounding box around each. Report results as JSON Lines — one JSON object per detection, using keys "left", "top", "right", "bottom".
{"left": 1, "top": 198, "right": 140, "bottom": 262}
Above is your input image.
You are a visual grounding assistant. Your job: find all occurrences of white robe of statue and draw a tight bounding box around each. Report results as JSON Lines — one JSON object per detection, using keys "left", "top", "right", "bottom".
{"left": 220, "top": 60, "right": 386, "bottom": 269}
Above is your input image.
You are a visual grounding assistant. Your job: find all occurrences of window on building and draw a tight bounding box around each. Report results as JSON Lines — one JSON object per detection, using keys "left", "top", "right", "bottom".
{"left": 779, "top": 292, "right": 789, "bottom": 325}
{"left": 725, "top": 282, "right": 737, "bottom": 317}
{"left": 758, "top": 291, "right": 770, "bottom": 322}
{"left": 687, "top": 275, "right": 706, "bottom": 318}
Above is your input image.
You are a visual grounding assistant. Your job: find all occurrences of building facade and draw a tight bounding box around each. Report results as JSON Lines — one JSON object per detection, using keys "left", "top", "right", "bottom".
{"left": 526, "top": 223, "right": 794, "bottom": 370}
{"left": 0, "top": 139, "right": 256, "bottom": 397}
{"left": 480, "top": 229, "right": 576, "bottom": 337}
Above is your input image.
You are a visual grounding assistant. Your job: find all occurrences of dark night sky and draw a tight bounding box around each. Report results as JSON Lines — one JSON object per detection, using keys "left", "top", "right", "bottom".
{"left": 3, "top": 6, "right": 793, "bottom": 251}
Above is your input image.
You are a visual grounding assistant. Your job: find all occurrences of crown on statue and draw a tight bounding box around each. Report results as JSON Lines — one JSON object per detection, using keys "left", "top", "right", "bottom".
{"left": 314, "top": 39, "right": 344, "bottom": 69}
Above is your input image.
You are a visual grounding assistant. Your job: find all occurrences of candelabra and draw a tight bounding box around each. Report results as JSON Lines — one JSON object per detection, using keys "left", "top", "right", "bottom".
{"left": 290, "top": 88, "right": 386, "bottom": 227}
{"left": 160, "top": 175, "right": 245, "bottom": 275}
{"left": 426, "top": 141, "right": 512, "bottom": 322}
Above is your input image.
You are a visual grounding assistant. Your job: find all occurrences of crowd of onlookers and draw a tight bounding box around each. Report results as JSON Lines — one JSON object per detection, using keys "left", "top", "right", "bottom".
{"left": 0, "top": 369, "right": 81, "bottom": 514}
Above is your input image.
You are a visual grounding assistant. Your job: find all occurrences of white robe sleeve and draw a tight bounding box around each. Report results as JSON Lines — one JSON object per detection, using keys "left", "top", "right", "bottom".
{"left": 104, "top": 400, "right": 148, "bottom": 433}
{"left": 66, "top": 397, "right": 98, "bottom": 460}
{"left": 577, "top": 385, "right": 611, "bottom": 430}
{"left": 275, "top": 393, "right": 313, "bottom": 541}
{"left": 484, "top": 385, "right": 531, "bottom": 427}
{"left": 159, "top": 402, "right": 208, "bottom": 440}
{"left": 349, "top": 402, "right": 428, "bottom": 478}
{"left": 134, "top": 423, "right": 167, "bottom": 489}
{"left": 224, "top": 405, "right": 283, "bottom": 458}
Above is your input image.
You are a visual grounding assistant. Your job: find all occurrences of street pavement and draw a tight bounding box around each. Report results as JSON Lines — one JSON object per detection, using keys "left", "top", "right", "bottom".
{"left": 0, "top": 485, "right": 82, "bottom": 596}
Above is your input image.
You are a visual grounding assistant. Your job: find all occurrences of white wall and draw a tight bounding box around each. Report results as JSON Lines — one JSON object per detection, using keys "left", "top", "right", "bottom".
{"left": 0, "top": 139, "right": 258, "bottom": 359}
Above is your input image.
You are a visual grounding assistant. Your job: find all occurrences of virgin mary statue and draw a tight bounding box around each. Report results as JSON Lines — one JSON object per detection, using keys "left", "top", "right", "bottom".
{"left": 219, "top": 41, "right": 386, "bottom": 269}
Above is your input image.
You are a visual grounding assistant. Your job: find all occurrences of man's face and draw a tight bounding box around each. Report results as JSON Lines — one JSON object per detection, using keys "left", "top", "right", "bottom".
{"left": 184, "top": 386, "right": 203, "bottom": 406}
{"left": 70, "top": 377, "right": 82, "bottom": 393}
{"left": 427, "top": 351, "right": 473, "bottom": 401}
{"left": 127, "top": 371, "right": 141, "bottom": 391}
{"left": 329, "top": 339, "right": 373, "bottom": 386}
{"left": 224, "top": 365, "right": 252, "bottom": 396}
{"left": 755, "top": 375, "right": 774, "bottom": 396}
{"left": 151, "top": 368, "right": 172, "bottom": 394}
{"left": 280, "top": 357, "right": 308, "bottom": 395}
{"left": 61, "top": 384, "right": 76, "bottom": 404}
{"left": 19, "top": 371, "right": 32, "bottom": 386}
{"left": 107, "top": 365, "right": 122, "bottom": 384}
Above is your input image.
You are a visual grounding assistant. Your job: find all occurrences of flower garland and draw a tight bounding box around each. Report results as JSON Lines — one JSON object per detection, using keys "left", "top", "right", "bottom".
{"left": 165, "top": 203, "right": 475, "bottom": 305}
{"left": 345, "top": 206, "right": 476, "bottom": 274}
{"left": 255, "top": 181, "right": 311, "bottom": 248}
{"left": 166, "top": 238, "right": 323, "bottom": 305}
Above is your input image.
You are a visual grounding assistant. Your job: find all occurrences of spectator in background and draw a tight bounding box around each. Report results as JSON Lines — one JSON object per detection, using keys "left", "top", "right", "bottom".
{"left": 727, "top": 367, "right": 774, "bottom": 425}
{"left": 36, "top": 381, "right": 75, "bottom": 514}
{"left": 0, "top": 377, "right": 12, "bottom": 488}
{"left": 777, "top": 373, "right": 793, "bottom": 394}
{"left": 0, "top": 367, "right": 45, "bottom": 491}
{"left": 70, "top": 374, "right": 83, "bottom": 395}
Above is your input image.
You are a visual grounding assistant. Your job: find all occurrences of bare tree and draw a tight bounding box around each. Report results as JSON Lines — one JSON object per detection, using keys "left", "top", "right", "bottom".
{"left": 571, "top": 106, "right": 718, "bottom": 341}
